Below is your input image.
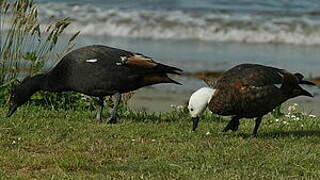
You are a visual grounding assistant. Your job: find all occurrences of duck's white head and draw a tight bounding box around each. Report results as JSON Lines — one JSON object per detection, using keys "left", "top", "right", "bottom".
{"left": 188, "top": 87, "right": 216, "bottom": 131}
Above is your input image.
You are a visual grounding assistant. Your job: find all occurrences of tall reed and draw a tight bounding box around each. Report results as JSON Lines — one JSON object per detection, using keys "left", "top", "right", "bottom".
{"left": 0, "top": 0, "right": 80, "bottom": 104}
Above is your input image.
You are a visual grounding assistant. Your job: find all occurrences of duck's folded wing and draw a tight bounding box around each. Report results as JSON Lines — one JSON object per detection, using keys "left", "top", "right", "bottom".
{"left": 214, "top": 64, "right": 288, "bottom": 89}
{"left": 119, "top": 53, "right": 158, "bottom": 68}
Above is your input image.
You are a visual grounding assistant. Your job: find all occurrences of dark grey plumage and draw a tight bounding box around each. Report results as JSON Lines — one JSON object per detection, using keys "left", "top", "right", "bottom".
{"left": 7, "top": 45, "right": 182, "bottom": 122}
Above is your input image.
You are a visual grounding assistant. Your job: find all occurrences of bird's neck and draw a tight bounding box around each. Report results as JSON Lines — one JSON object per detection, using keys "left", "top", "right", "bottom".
{"left": 14, "top": 74, "right": 52, "bottom": 106}
{"left": 200, "top": 87, "right": 216, "bottom": 104}
{"left": 25, "top": 74, "right": 49, "bottom": 92}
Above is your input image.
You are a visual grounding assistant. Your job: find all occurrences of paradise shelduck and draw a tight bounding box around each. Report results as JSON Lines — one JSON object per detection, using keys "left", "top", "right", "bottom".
{"left": 6, "top": 45, "right": 182, "bottom": 123}
{"left": 188, "top": 64, "right": 315, "bottom": 136}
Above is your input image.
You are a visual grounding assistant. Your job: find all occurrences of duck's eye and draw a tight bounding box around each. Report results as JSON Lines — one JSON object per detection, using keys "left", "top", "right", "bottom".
{"left": 190, "top": 108, "right": 194, "bottom": 111}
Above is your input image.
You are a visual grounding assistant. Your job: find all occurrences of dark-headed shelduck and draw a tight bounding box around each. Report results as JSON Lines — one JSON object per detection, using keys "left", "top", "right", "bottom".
{"left": 7, "top": 45, "right": 182, "bottom": 123}
{"left": 188, "top": 64, "right": 315, "bottom": 136}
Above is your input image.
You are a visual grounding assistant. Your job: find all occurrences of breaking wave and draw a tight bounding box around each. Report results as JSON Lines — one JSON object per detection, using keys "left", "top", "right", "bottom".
{"left": 33, "top": 3, "right": 320, "bottom": 45}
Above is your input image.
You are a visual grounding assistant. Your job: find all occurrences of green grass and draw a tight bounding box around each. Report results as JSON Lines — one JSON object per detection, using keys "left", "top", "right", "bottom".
{"left": 1, "top": 106, "right": 320, "bottom": 179}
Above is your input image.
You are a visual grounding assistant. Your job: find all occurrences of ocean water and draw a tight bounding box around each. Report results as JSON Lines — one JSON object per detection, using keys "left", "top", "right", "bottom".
{"left": 36, "top": 0, "right": 320, "bottom": 45}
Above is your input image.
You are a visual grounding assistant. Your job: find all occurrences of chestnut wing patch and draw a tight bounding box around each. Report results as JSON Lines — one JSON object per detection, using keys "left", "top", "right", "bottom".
{"left": 117, "top": 54, "right": 157, "bottom": 68}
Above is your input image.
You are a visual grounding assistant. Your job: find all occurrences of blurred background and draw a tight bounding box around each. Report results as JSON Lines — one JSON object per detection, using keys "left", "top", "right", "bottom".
{"left": 35, "top": 0, "right": 320, "bottom": 114}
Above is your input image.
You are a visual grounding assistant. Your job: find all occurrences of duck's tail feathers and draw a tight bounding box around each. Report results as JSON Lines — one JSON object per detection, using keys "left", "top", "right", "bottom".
{"left": 281, "top": 73, "right": 314, "bottom": 97}
{"left": 300, "top": 80, "right": 317, "bottom": 86}
{"left": 166, "top": 75, "right": 183, "bottom": 85}
{"left": 156, "top": 63, "right": 183, "bottom": 75}
{"left": 294, "top": 73, "right": 316, "bottom": 86}
{"left": 299, "top": 87, "right": 313, "bottom": 97}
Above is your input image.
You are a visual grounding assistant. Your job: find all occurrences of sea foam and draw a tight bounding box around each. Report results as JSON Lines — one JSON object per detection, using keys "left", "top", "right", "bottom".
{"left": 9, "top": 2, "right": 320, "bottom": 45}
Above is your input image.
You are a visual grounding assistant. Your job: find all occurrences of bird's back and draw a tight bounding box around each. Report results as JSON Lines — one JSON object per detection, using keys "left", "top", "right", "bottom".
{"left": 214, "top": 64, "right": 284, "bottom": 88}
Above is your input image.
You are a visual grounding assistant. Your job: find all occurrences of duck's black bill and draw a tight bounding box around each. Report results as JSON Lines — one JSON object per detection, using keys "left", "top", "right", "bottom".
{"left": 192, "top": 116, "right": 200, "bottom": 131}
{"left": 6, "top": 105, "right": 17, "bottom": 118}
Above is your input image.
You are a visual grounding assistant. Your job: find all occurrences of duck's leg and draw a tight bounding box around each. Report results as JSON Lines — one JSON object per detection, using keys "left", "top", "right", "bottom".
{"left": 96, "top": 97, "right": 104, "bottom": 122}
{"left": 107, "top": 92, "right": 121, "bottom": 124}
{"left": 252, "top": 116, "right": 262, "bottom": 136}
{"left": 222, "top": 116, "right": 240, "bottom": 132}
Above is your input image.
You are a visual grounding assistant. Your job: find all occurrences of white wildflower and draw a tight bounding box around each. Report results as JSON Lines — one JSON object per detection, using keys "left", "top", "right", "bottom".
{"left": 309, "top": 114, "right": 317, "bottom": 118}
{"left": 151, "top": 139, "right": 156, "bottom": 142}
{"left": 12, "top": 140, "right": 16, "bottom": 144}
{"left": 286, "top": 114, "right": 296, "bottom": 118}
{"left": 206, "top": 132, "right": 211, "bottom": 135}
{"left": 131, "top": 139, "right": 136, "bottom": 142}
{"left": 295, "top": 117, "right": 300, "bottom": 121}
{"left": 275, "top": 119, "right": 279, "bottom": 122}
{"left": 177, "top": 105, "right": 184, "bottom": 110}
